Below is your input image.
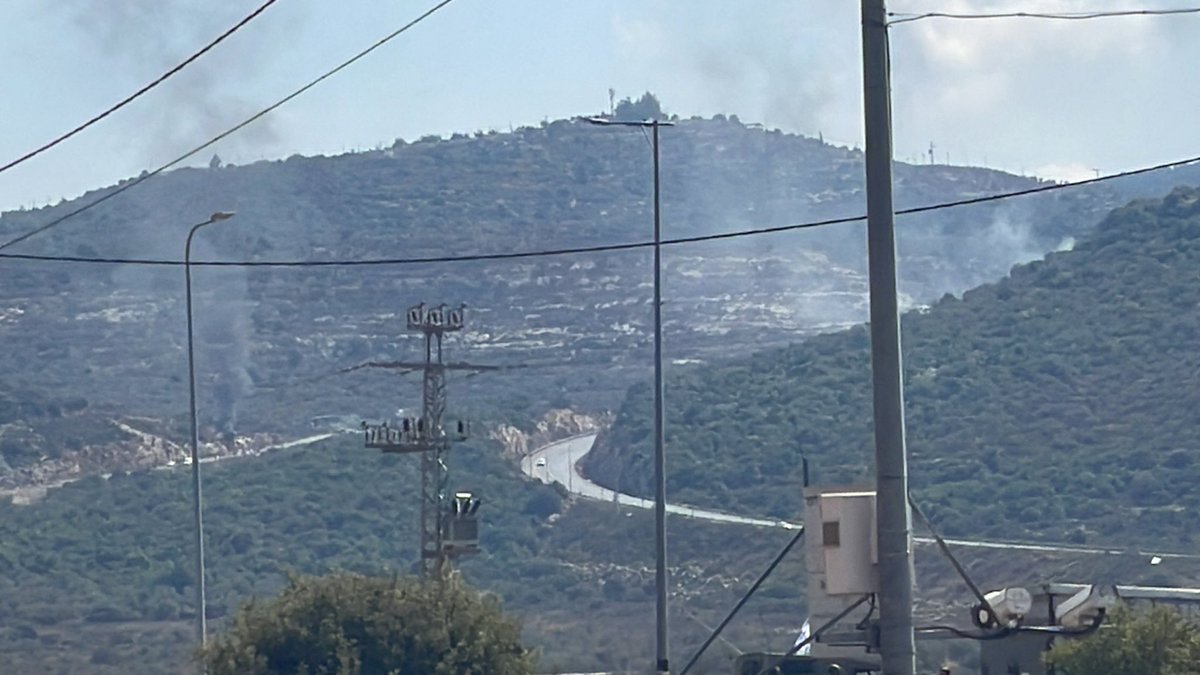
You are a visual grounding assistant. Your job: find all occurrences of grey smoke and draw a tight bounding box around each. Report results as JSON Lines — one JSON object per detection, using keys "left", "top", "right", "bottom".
{"left": 192, "top": 254, "right": 253, "bottom": 436}
{"left": 613, "top": 2, "right": 855, "bottom": 137}
{"left": 106, "top": 211, "right": 253, "bottom": 437}
{"left": 62, "top": 0, "right": 291, "bottom": 164}
{"left": 689, "top": 33, "right": 834, "bottom": 136}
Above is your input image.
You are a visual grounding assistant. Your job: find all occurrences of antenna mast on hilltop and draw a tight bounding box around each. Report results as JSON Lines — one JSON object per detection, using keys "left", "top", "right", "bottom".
{"left": 354, "top": 303, "right": 492, "bottom": 575}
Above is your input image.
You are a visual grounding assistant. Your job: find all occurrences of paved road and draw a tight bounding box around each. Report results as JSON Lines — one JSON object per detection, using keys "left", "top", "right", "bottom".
{"left": 161, "top": 432, "right": 338, "bottom": 468}
{"left": 523, "top": 433, "right": 1200, "bottom": 562}
{"left": 521, "top": 433, "right": 799, "bottom": 529}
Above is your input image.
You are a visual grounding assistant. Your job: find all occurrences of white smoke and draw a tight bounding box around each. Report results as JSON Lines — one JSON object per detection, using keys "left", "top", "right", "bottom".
{"left": 984, "top": 214, "right": 1043, "bottom": 267}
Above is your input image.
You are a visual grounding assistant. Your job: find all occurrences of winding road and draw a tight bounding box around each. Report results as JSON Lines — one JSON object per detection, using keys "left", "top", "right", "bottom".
{"left": 521, "top": 433, "right": 797, "bottom": 529}
{"left": 522, "top": 433, "right": 1200, "bottom": 562}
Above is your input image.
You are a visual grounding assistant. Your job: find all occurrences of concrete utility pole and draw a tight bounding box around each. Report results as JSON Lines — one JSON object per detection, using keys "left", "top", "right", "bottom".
{"left": 860, "top": 1, "right": 917, "bottom": 673}
{"left": 358, "top": 303, "right": 486, "bottom": 576}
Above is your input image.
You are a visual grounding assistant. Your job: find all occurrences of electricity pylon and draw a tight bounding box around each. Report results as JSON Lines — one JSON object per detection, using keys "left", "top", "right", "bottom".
{"left": 353, "top": 303, "right": 496, "bottom": 575}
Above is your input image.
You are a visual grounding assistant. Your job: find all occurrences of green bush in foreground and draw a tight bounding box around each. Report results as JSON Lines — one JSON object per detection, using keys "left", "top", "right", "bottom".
{"left": 201, "top": 572, "right": 535, "bottom": 675}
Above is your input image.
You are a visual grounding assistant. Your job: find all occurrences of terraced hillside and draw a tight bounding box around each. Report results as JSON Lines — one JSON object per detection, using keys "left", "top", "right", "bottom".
{"left": 0, "top": 115, "right": 1139, "bottom": 475}
{"left": 589, "top": 186, "right": 1200, "bottom": 551}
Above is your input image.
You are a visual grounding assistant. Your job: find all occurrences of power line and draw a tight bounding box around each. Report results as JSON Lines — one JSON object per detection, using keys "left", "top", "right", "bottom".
{"left": 888, "top": 7, "right": 1200, "bottom": 26}
{"left": 0, "top": 0, "right": 458, "bottom": 254}
{"left": 0, "top": 237, "right": 654, "bottom": 267}
{"left": 679, "top": 526, "right": 806, "bottom": 675}
{"left": 2, "top": 152, "right": 1197, "bottom": 268}
{"left": 0, "top": 0, "right": 281, "bottom": 176}
{"left": 752, "top": 595, "right": 873, "bottom": 675}
{"left": 909, "top": 494, "right": 1002, "bottom": 631}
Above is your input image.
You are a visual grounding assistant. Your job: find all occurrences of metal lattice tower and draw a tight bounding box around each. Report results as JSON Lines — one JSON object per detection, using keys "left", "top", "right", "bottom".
{"left": 415, "top": 305, "right": 454, "bottom": 575}
{"left": 358, "top": 302, "right": 484, "bottom": 576}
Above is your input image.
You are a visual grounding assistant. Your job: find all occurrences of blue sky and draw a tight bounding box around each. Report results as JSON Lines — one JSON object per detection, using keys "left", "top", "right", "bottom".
{"left": 2, "top": 0, "right": 1198, "bottom": 212}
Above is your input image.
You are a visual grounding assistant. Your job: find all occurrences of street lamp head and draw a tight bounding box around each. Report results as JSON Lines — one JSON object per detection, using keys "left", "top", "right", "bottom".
{"left": 209, "top": 211, "right": 236, "bottom": 222}
{"left": 581, "top": 116, "right": 674, "bottom": 128}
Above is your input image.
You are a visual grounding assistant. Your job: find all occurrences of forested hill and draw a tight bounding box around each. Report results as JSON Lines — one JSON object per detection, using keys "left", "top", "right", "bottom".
{"left": 0, "top": 113, "right": 1141, "bottom": 474}
{"left": 587, "top": 187, "right": 1200, "bottom": 550}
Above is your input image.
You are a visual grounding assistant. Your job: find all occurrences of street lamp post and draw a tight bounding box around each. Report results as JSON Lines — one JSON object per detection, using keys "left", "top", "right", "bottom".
{"left": 185, "top": 210, "right": 236, "bottom": 649}
{"left": 584, "top": 115, "right": 673, "bottom": 674}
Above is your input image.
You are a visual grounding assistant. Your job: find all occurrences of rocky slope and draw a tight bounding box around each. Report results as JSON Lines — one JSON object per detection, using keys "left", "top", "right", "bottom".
{"left": 588, "top": 186, "right": 1200, "bottom": 551}
{"left": 1, "top": 113, "right": 1187, "bottom": 480}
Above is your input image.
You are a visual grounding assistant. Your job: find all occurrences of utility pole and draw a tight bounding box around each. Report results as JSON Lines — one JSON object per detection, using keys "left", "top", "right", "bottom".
{"left": 183, "top": 210, "right": 236, "bottom": 653}
{"left": 358, "top": 303, "right": 485, "bottom": 575}
{"left": 417, "top": 304, "right": 452, "bottom": 574}
{"left": 861, "top": 1, "right": 916, "bottom": 673}
{"left": 583, "top": 114, "right": 673, "bottom": 674}
{"left": 650, "top": 118, "right": 669, "bottom": 675}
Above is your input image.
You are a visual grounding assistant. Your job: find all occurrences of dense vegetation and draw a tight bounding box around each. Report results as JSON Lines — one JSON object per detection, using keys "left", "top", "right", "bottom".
{"left": 1, "top": 433, "right": 1190, "bottom": 673}
{"left": 590, "top": 187, "right": 1200, "bottom": 550}
{"left": 201, "top": 573, "right": 534, "bottom": 675}
{"left": 1046, "top": 607, "right": 1200, "bottom": 675}
{"left": 0, "top": 383, "right": 115, "bottom": 470}
{"left": 0, "top": 112, "right": 1153, "bottom": 473}
{"left": 0, "top": 433, "right": 814, "bottom": 674}
{"left": 6, "top": 110, "right": 1200, "bottom": 673}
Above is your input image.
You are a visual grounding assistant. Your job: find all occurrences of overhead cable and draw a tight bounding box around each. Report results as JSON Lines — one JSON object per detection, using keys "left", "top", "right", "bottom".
{"left": 679, "top": 526, "right": 806, "bottom": 675}
{"left": 752, "top": 595, "right": 873, "bottom": 675}
{"left": 3, "top": 152, "right": 1198, "bottom": 267}
{"left": 888, "top": 7, "right": 1200, "bottom": 26}
{"left": 0, "top": 0, "right": 281, "bottom": 175}
{"left": 909, "top": 494, "right": 1003, "bottom": 630}
{"left": 0, "top": 0, "right": 457, "bottom": 253}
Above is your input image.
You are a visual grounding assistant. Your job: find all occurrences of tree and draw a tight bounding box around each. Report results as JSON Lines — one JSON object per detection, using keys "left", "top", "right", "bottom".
{"left": 201, "top": 572, "right": 536, "bottom": 675}
{"left": 1045, "top": 607, "right": 1200, "bottom": 675}
{"left": 613, "top": 92, "right": 664, "bottom": 121}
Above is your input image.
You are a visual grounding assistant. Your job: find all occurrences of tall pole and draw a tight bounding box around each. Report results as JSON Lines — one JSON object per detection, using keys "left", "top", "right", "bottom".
{"left": 185, "top": 211, "right": 235, "bottom": 652}
{"left": 861, "top": 2, "right": 916, "bottom": 673}
{"left": 651, "top": 119, "right": 669, "bottom": 675}
{"left": 582, "top": 115, "right": 673, "bottom": 673}
{"left": 419, "top": 328, "right": 450, "bottom": 576}
{"left": 358, "top": 304, "right": 475, "bottom": 577}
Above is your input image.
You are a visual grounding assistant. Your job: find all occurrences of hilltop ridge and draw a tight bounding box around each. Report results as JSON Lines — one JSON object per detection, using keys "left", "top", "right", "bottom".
{"left": 0, "top": 114, "right": 1134, "bottom": 474}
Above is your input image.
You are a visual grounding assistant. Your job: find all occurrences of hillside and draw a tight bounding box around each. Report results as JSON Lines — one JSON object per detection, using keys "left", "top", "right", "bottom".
{"left": 2, "top": 430, "right": 1192, "bottom": 674}
{"left": 587, "top": 186, "right": 1200, "bottom": 551}
{"left": 0, "top": 432, "right": 815, "bottom": 674}
{"left": 0, "top": 113, "right": 1147, "bottom": 477}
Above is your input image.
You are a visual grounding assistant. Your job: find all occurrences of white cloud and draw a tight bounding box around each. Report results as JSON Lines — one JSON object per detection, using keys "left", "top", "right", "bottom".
{"left": 888, "top": 0, "right": 1197, "bottom": 175}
